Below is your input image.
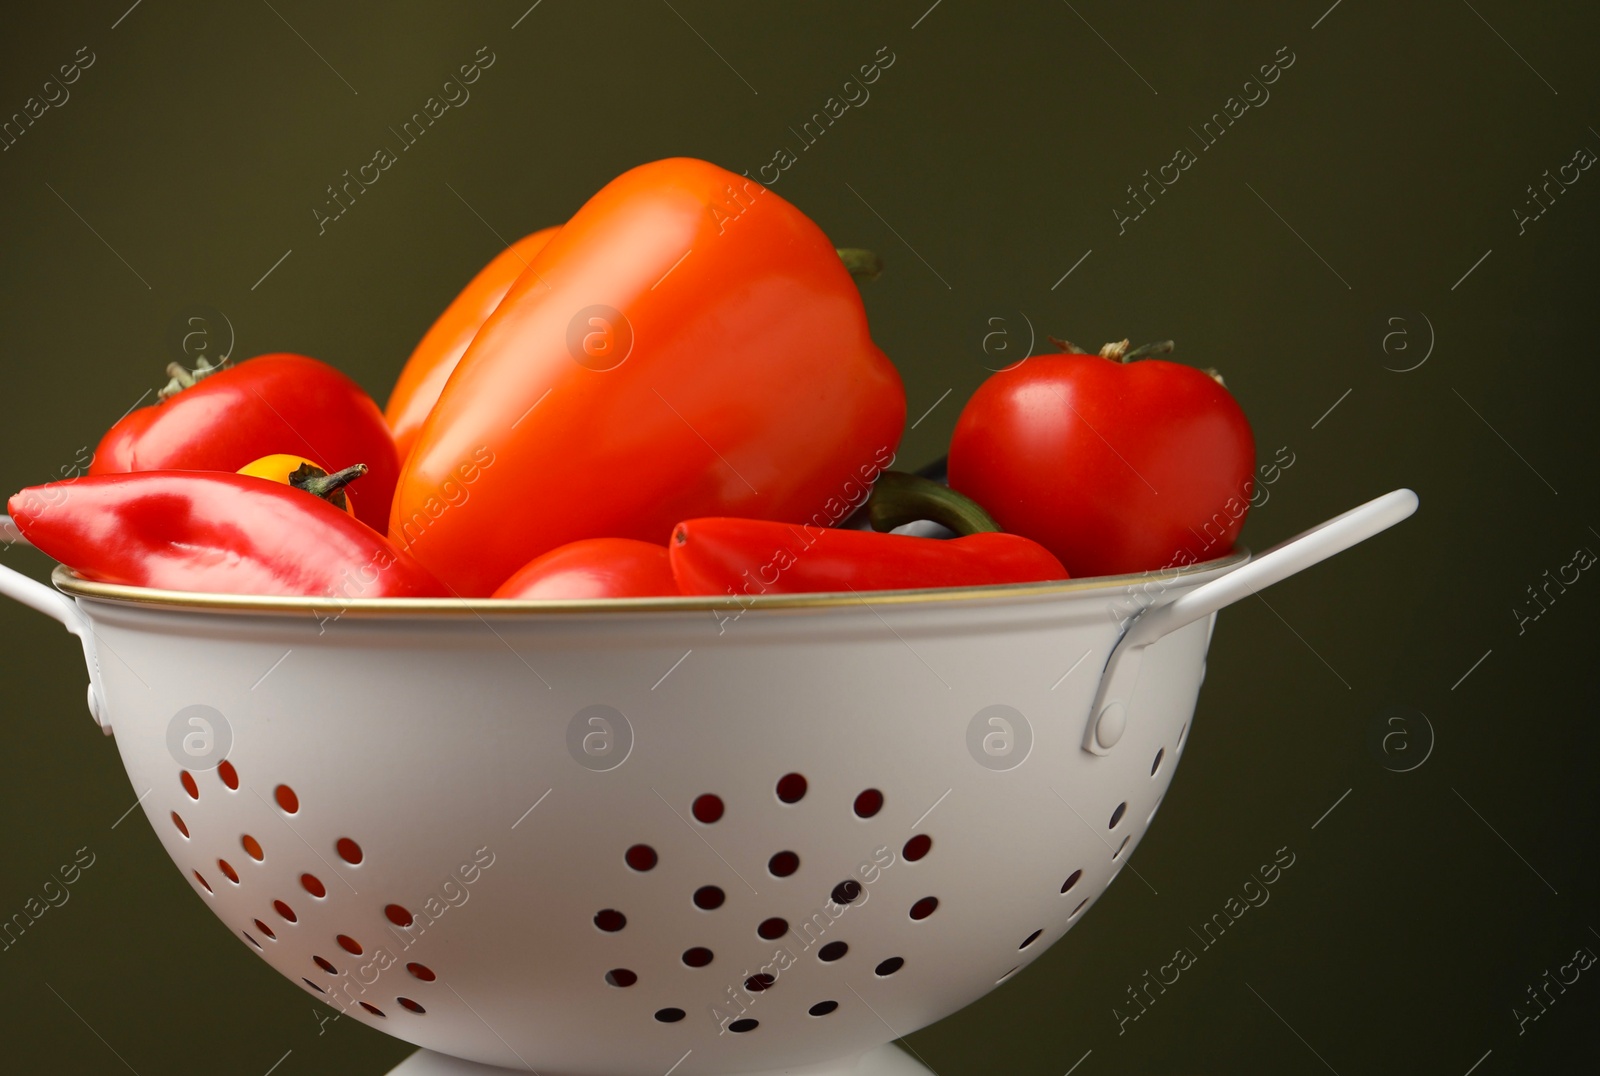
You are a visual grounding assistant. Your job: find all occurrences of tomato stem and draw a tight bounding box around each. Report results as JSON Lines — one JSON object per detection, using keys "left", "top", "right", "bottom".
{"left": 866, "top": 471, "right": 1000, "bottom": 536}
{"left": 158, "top": 356, "right": 231, "bottom": 400}
{"left": 1122, "top": 340, "right": 1175, "bottom": 362}
{"left": 289, "top": 462, "right": 367, "bottom": 510}
{"left": 835, "top": 248, "right": 884, "bottom": 282}
{"left": 1088, "top": 338, "right": 1175, "bottom": 363}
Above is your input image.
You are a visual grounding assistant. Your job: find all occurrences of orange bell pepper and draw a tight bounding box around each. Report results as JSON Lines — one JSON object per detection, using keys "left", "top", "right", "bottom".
{"left": 384, "top": 227, "right": 560, "bottom": 463}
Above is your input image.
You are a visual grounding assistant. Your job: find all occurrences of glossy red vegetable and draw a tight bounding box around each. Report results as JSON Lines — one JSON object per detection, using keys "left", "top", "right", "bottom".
{"left": 491, "top": 538, "right": 677, "bottom": 599}
{"left": 386, "top": 226, "right": 561, "bottom": 463}
{"left": 392, "top": 157, "right": 906, "bottom": 596}
{"left": 90, "top": 353, "right": 399, "bottom": 531}
{"left": 8, "top": 472, "right": 444, "bottom": 599}
{"left": 948, "top": 340, "right": 1255, "bottom": 578}
{"left": 669, "top": 518, "right": 1067, "bottom": 596}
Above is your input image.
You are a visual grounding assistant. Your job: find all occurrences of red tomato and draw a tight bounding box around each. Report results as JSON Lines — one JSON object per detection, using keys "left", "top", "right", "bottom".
{"left": 91, "top": 353, "right": 398, "bottom": 531}
{"left": 948, "top": 345, "right": 1255, "bottom": 577}
{"left": 492, "top": 538, "right": 677, "bottom": 599}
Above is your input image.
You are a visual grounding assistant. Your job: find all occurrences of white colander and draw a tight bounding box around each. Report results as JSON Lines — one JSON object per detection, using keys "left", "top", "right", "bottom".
{"left": 0, "top": 490, "right": 1415, "bottom": 1076}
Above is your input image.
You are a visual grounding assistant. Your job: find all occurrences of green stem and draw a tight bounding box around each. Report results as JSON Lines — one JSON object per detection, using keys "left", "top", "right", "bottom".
{"left": 835, "top": 248, "right": 884, "bottom": 282}
{"left": 866, "top": 471, "right": 999, "bottom": 536}
{"left": 1122, "top": 339, "right": 1175, "bottom": 362}
{"left": 289, "top": 462, "right": 367, "bottom": 510}
{"left": 158, "top": 356, "right": 231, "bottom": 400}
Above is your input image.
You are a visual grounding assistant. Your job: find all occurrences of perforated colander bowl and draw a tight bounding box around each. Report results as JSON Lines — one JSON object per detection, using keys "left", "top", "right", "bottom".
{"left": 0, "top": 490, "right": 1415, "bottom": 1076}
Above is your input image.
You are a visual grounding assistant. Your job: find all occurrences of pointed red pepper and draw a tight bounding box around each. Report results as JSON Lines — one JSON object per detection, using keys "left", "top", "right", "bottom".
{"left": 669, "top": 518, "right": 1067, "bottom": 596}
{"left": 8, "top": 472, "right": 444, "bottom": 599}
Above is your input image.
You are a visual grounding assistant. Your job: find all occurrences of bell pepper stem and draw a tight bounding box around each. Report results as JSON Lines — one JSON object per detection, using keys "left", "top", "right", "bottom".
{"left": 835, "top": 248, "right": 884, "bottom": 282}
{"left": 289, "top": 462, "right": 367, "bottom": 511}
{"left": 866, "top": 471, "right": 1000, "bottom": 536}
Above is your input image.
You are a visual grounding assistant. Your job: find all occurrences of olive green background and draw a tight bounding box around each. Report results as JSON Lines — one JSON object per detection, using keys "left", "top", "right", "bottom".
{"left": 2, "top": 1, "right": 1597, "bottom": 1072}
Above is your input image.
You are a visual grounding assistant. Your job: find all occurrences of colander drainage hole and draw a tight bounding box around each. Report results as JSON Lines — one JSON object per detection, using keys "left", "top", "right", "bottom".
{"left": 180, "top": 771, "right": 199, "bottom": 800}
{"left": 254, "top": 919, "right": 277, "bottom": 940}
{"left": 218, "top": 760, "right": 239, "bottom": 790}
{"left": 831, "top": 880, "right": 862, "bottom": 905}
{"left": 302, "top": 874, "right": 327, "bottom": 899}
{"left": 274, "top": 900, "right": 297, "bottom": 923}
{"left": 818, "top": 941, "right": 848, "bottom": 962}
{"left": 274, "top": 784, "right": 299, "bottom": 814}
{"left": 808, "top": 1000, "right": 839, "bottom": 1017}
{"left": 337, "top": 934, "right": 363, "bottom": 955}
{"left": 1019, "top": 929, "right": 1043, "bottom": 950}
{"left": 757, "top": 917, "right": 788, "bottom": 941}
{"left": 303, "top": 978, "right": 324, "bottom": 994}
{"left": 682, "top": 947, "right": 714, "bottom": 967}
{"left": 1177, "top": 722, "right": 1189, "bottom": 750}
{"left": 655, "top": 1008, "right": 686, "bottom": 1023}
{"left": 1151, "top": 748, "right": 1165, "bottom": 776}
{"left": 218, "top": 859, "right": 240, "bottom": 884}
{"left": 171, "top": 812, "right": 189, "bottom": 838}
{"left": 854, "top": 789, "right": 884, "bottom": 818}
{"left": 406, "top": 962, "right": 436, "bottom": 982}
{"left": 605, "top": 968, "right": 637, "bottom": 987}
{"left": 693, "top": 886, "right": 725, "bottom": 910}
{"left": 386, "top": 904, "right": 415, "bottom": 928}
{"left": 243, "top": 931, "right": 262, "bottom": 950}
{"left": 996, "top": 966, "right": 1021, "bottom": 985}
{"left": 313, "top": 956, "right": 338, "bottom": 975}
{"left": 745, "top": 973, "right": 775, "bottom": 993}
{"left": 768, "top": 851, "right": 800, "bottom": 877}
{"left": 1069, "top": 898, "right": 1088, "bottom": 919}
{"left": 1108, "top": 802, "right": 1127, "bottom": 829}
{"left": 1113, "top": 836, "right": 1130, "bottom": 860}
{"left": 1060, "top": 869, "right": 1083, "bottom": 895}
{"left": 193, "top": 871, "right": 212, "bottom": 894}
{"left": 625, "top": 844, "right": 658, "bottom": 871}
{"left": 692, "top": 794, "right": 724, "bottom": 824}
{"left": 595, "top": 909, "right": 627, "bottom": 932}
{"left": 242, "top": 835, "right": 264, "bottom": 861}
{"left": 398, "top": 997, "right": 426, "bottom": 1014}
{"left": 729, "top": 1018, "right": 758, "bottom": 1033}
{"left": 903, "top": 835, "right": 932, "bottom": 862}
{"left": 360, "top": 1002, "right": 385, "bottom": 1018}
{"left": 874, "top": 957, "right": 904, "bottom": 977}
{"left": 776, "top": 773, "right": 807, "bottom": 803}
{"left": 909, "top": 897, "right": 939, "bottom": 920}
{"left": 336, "top": 837, "right": 364, "bottom": 865}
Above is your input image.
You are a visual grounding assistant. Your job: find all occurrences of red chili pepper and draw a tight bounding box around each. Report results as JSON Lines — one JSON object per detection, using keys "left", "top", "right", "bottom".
{"left": 491, "top": 538, "right": 677, "bottom": 599}
{"left": 669, "top": 518, "right": 1067, "bottom": 596}
{"left": 8, "top": 472, "right": 444, "bottom": 599}
{"left": 90, "top": 353, "right": 400, "bottom": 532}
{"left": 392, "top": 157, "right": 906, "bottom": 596}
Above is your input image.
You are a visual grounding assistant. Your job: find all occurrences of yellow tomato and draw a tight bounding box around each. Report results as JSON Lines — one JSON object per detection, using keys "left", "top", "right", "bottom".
{"left": 237, "top": 454, "right": 366, "bottom": 515}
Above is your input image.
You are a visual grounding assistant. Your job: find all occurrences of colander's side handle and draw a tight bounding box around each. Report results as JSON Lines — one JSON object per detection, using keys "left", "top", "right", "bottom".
{"left": 0, "top": 515, "right": 110, "bottom": 732}
{"left": 1082, "top": 489, "right": 1419, "bottom": 756}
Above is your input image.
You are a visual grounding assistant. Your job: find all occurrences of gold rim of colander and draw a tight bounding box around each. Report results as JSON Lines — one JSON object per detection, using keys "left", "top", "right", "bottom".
{"left": 49, "top": 547, "right": 1251, "bottom": 617}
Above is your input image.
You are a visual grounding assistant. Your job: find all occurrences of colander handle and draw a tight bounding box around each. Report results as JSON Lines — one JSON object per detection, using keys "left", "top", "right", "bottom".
{"left": 0, "top": 515, "right": 111, "bottom": 732}
{"left": 1082, "top": 488, "right": 1419, "bottom": 756}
